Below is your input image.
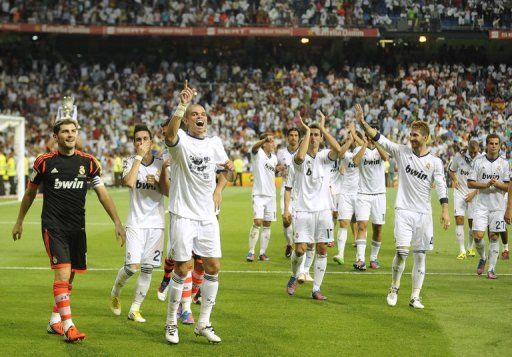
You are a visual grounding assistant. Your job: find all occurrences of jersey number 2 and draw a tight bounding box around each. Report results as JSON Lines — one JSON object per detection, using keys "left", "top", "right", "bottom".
{"left": 153, "top": 250, "right": 162, "bottom": 262}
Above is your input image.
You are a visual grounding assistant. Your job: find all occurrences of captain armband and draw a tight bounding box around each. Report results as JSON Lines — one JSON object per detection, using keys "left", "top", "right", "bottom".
{"left": 92, "top": 176, "right": 104, "bottom": 188}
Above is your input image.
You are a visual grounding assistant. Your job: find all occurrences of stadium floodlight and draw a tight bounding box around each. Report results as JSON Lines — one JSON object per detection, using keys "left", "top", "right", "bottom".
{"left": 0, "top": 115, "right": 26, "bottom": 201}
{"left": 300, "top": 37, "right": 310, "bottom": 44}
{"left": 419, "top": 35, "right": 427, "bottom": 43}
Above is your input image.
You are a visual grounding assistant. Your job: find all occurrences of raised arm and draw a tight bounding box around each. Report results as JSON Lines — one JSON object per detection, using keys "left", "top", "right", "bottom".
{"left": 349, "top": 122, "right": 365, "bottom": 147}
{"left": 251, "top": 136, "right": 272, "bottom": 155}
{"left": 354, "top": 104, "right": 378, "bottom": 139}
{"left": 355, "top": 104, "right": 401, "bottom": 157}
{"left": 375, "top": 142, "right": 389, "bottom": 162}
{"left": 123, "top": 142, "right": 152, "bottom": 188}
{"left": 165, "top": 80, "right": 196, "bottom": 146}
{"left": 353, "top": 136, "right": 368, "bottom": 166}
{"left": 318, "top": 111, "right": 342, "bottom": 161}
{"left": 294, "top": 114, "right": 310, "bottom": 165}
{"left": 339, "top": 134, "right": 354, "bottom": 159}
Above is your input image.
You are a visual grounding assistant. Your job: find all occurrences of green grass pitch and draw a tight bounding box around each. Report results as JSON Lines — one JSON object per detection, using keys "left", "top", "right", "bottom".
{"left": 0, "top": 187, "right": 510, "bottom": 356}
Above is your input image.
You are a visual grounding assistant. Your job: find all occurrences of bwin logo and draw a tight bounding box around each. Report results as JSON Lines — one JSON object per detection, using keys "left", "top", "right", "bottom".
{"left": 363, "top": 158, "right": 380, "bottom": 166}
{"left": 54, "top": 178, "right": 84, "bottom": 189}
{"left": 405, "top": 164, "right": 428, "bottom": 180}
{"left": 136, "top": 180, "right": 156, "bottom": 190}
{"left": 482, "top": 173, "right": 499, "bottom": 180}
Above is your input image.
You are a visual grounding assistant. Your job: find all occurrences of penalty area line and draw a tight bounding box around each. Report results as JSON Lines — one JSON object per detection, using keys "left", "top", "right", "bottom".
{"left": 0, "top": 266, "right": 510, "bottom": 276}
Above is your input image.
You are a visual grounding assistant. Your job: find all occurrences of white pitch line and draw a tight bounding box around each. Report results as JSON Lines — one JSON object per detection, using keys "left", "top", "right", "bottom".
{"left": 0, "top": 200, "right": 22, "bottom": 206}
{"left": 0, "top": 221, "right": 114, "bottom": 226}
{"left": 0, "top": 266, "right": 510, "bottom": 276}
{"left": 0, "top": 189, "right": 128, "bottom": 207}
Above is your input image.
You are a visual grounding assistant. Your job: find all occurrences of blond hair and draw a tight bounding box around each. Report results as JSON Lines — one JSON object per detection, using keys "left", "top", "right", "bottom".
{"left": 410, "top": 121, "right": 430, "bottom": 137}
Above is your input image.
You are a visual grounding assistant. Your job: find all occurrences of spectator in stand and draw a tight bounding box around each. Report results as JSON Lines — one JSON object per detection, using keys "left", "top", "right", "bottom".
{"left": 1, "top": 51, "right": 512, "bottom": 182}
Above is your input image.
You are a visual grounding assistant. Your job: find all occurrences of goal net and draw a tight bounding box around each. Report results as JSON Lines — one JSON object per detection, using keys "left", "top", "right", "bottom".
{"left": 0, "top": 115, "right": 26, "bottom": 201}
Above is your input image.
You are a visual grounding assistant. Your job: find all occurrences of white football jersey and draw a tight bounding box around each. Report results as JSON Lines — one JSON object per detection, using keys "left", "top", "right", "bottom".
{"left": 338, "top": 149, "right": 360, "bottom": 194}
{"left": 468, "top": 155, "right": 510, "bottom": 212}
{"left": 448, "top": 151, "right": 480, "bottom": 197}
{"left": 123, "top": 155, "right": 165, "bottom": 228}
{"left": 330, "top": 158, "right": 343, "bottom": 195}
{"left": 166, "top": 129, "right": 229, "bottom": 221}
{"left": 292, "top": 149, "right": 333, "bottom": 212}
{"left": 358, "top": 147, "right": 386, "bottom": 194}
{"left": 376, "top": 134, "right": 448, "bottom": 213}
{"left": 276, "top": 147, "right": 297, "bottom": 183}
{"left": 252, "top": 148, "right": 278, "bottom": 197}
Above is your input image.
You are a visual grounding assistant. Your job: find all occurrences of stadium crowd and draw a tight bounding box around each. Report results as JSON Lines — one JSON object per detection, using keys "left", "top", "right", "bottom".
{"left": 1, "top": 54, "right": 512, "bottom": 187}
{"left": 1, "top": 0, "right": 511, "bottom": 29}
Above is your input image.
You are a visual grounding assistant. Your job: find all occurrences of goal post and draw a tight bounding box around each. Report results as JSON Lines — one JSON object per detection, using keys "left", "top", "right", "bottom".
{"left": 0, "top": 115, "right": 26, "bottom": 201}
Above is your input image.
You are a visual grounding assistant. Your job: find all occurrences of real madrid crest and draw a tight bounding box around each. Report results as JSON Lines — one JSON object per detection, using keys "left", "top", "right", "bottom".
{"left": 425, "top": 162, "right": 432, "bottom": 171}
{"left": 79, "top": 165, "right": 85, "bottom": 175}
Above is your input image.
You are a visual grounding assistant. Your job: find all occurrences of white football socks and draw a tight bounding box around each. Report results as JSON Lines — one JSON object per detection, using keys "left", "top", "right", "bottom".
{"left": 291, "top": 250, "right": 305, "bottom": 277}
{"left": 198, "top": 273, "right": 219, "bottom": 326}
{"left": 131, "top": 265, "right": 153, "bottom": 312}
{"left": 370, "top": 240, "right": 381, "bottom": 261}
{"left": 467, "top": 229, "right": 475, "bottom": 249}
{"left": 391, "top": 249, "right": 408, "bottom": 288}
{"left": 313, "top": 254, "right": 327, "bottom": 292}
{"left": 166, "top": 273, "right": 185, "bottom": 325}
{"left": 355, "top": 239, "right": 366, "bottom": 262}
{"left": 411, "top": 251, "right": 426, "bottom": 299}
{"left": 248, "top": 225, "right": 260, "bottom": 254}
{"left": 259, "top": 227, "right": 271, "bottom": 256}
{"left": 112, "top": 265, "right": 136, "bottom": 297}
{"left": 304, "top": 246, "right": 315, "bottom": 273}
{"left": 337, "top": 227, "right": 348, "bottom": 257}
{"left": 455, "top": 225, "right": 465, "bottom": 253}
{"left": 488, "top": 240, "right": 499, "bottom": 272}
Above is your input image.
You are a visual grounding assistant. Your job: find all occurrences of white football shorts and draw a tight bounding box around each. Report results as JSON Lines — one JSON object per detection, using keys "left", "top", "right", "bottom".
{"left": 453, "top": 190, "right": 469, "bottom": 217}
{"left": 293, "top": 209, "right": 334, "bottom": 244}
{"left": 125, "top": 227, "right": 164, "bottom": 267}
{"left": 472, "top": 208, "right": 506, "bottom": 233}
{"left": 338, "top": 192, "right": 357, "bottom": 221}
{"left": 394, "top": 209, "right": 433, "bottom": 251}
{"left": 168, "top": 213, "right": 221, "bottom": 261}
{"left": 253, "top": 194, "right": 277, "bottom": 222}
{"left": 355, "top": 193, "right": 386, "bottom": 225}
{"left": 331, "top": 189, "right": 340, "bottom": 213}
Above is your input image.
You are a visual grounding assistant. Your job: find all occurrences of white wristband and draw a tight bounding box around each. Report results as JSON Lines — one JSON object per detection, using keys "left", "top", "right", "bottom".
{"left": 134, "top": 155, "right": 143, "bottom": 162}
{"left": 173, "top": 103, "right": 188, "bottom": 118}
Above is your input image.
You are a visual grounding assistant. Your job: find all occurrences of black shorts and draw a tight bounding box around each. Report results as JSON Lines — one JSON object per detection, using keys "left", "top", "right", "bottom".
{"left": 42, "top": 228, "right": 87, "bottom": 272}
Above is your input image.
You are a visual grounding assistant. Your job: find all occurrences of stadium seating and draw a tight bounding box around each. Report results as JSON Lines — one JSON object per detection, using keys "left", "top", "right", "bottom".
{"left": 1, "top": 53, "right": 511, "bottom": 186}
{"left": 1, "top": 1, "right": 510, "bottom": 30}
